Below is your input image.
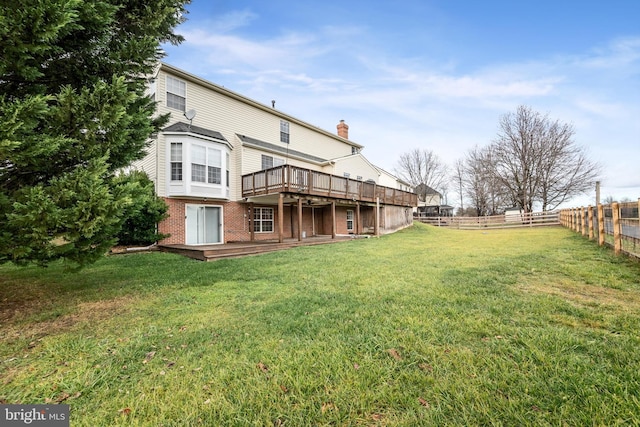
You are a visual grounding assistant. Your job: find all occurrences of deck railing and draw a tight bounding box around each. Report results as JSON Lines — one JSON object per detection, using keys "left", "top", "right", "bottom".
{"left": 242, "top": 165, "right": 417, "bottom": 207}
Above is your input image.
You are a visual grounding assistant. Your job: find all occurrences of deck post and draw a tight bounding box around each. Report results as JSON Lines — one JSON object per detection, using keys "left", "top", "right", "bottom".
{"left": 356, "top": 202, "right": 361, "bottom": 235}
{"left": 375, "top": 197, "right": 380, "bottom": 236}
{"left": 331, "top": 200, "right": 336, "bottom": 239}
{"left": 249, "top": 202, "right": 255, "bottom": 242}
{"left": 297, "top": 197, "right": 303, "bottom": 241}
{"left": 278, "top": 193, "right": 284, "bottom": 244}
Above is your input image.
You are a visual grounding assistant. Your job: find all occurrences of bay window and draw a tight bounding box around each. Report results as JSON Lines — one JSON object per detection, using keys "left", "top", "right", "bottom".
{"left": 167, "top": 136, "right": 231, "bottom": 199}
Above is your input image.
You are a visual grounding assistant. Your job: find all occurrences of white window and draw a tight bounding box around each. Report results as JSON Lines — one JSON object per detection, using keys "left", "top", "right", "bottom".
{"left": 254, "top": 207, "right": 274, "bottom": 233}
{"left": 226, "top": 153, "right": 230, "bottom": 188}
{"left": 261, "top": 154, "right": 284, "bottom": 170}
{"left": 280, "top": 120, "right": 290, "bottom": 144}
{"left": 191, "top": 145, "right": 206, "bottom": 182}
{"left": 170, "top": 142, "right": 183, "bottom": 181}
{"left": 343, "top": 172, "right": 350, "bottom": 178}
{"left": 208, "top": 148, "right": 222, "bottom": 184}
{"left": 166, "top": 76, "right": 186, "bottom": 111}
{"left": 347, "top": 210, "right": 354, "bottom": 232}
{"left": 191, "top": 144, "right": 222, "bottom": 184}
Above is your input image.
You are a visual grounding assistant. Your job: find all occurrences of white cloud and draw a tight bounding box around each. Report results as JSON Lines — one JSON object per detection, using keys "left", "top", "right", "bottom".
{"left": 163, "top": 10, "right": 640, "bottom": 204}
{"left": 209, "top": 9, "right": 258, "bottom": 33}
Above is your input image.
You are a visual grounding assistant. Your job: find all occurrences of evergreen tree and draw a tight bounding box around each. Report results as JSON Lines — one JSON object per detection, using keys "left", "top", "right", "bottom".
{"left": 0, "top": 0, "right": 189, "bottom": 266}
{"left": 114, "top": 171, "right": 169, "bottom": 246}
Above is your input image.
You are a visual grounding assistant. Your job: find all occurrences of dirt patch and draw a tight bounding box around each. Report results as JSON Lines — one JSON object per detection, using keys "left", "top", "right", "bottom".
{"left": 518, "top": 279, "right": 640, "bottom": 312}
{"left": 1, "top": 296, "right": 139, "bottom": 343}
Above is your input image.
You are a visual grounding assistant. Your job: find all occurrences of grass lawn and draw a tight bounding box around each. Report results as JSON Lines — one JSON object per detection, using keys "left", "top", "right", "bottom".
{"left": 1, "top": 224, "right": 640, "bottom": 426}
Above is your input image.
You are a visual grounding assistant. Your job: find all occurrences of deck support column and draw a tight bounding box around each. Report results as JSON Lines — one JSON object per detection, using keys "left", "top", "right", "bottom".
{"left": 298, "top": 197, "right": 303, "bottom": 241}
{"left": 331, "top": 200, "right": 336, "bottom": 239}
{"left": 356, "top": 202, "right": 361, "bottom": 235}
{"left": 375, "top": 197, "right": 380, "bottom": 236}
{"left": 278, "top": 193, "right": 284, "bottom": 244}
{"left": 249, "top": 202, "right": 255, "bottom": 242}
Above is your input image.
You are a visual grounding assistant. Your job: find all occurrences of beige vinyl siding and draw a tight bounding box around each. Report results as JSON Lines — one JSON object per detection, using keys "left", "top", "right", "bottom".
{"left": 241, "top": 146, "right": 324, "bottom": 175}
{"left": 156, "top": 134, "right": 168, "bottom": 197}
{"left": 130, "top": 138, "right": 165, "bottom": 195}
{"left": 326, "top": 155, "right": 380, "bottom": 183}
{"left": 151, "top": 65, "right": 368, "bottom": 201}
{"left": 136, "top": 138, "right": 158, "bottom": 179}
{"left": 377, "top": 172, "right": 397, "bottom": 188}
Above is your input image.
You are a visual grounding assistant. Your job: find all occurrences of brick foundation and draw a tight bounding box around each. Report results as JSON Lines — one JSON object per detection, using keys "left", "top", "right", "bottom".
{"left": 158, "top": 197, "right": 409, "bottom": 245}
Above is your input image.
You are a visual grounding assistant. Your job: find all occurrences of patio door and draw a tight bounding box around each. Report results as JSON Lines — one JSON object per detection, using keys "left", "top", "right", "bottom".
{"left": 186, "top": 205, "right": 222, "bottom": 245}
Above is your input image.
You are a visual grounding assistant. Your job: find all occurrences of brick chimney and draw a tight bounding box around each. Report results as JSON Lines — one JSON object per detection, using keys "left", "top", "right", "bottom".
{"left": 337, "top": 120, "right": 349, "bottom": 139}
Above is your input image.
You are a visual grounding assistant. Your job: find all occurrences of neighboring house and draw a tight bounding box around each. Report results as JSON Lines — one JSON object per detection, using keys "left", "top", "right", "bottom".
{"left": 414, "top": 184, "right": 454, "bottom": 217}
{"left": 133, "top": 63, "right": 417, "bottom": 246}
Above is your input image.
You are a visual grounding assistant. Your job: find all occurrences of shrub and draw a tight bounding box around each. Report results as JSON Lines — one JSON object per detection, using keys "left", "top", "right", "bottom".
{"left": 114, "top": 170, "right": 169, "bottom": 245}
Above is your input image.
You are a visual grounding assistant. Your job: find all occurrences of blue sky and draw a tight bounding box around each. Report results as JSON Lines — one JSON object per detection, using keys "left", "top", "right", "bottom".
{"left": 162, "top": 0, "right": 640, "bottom": 207}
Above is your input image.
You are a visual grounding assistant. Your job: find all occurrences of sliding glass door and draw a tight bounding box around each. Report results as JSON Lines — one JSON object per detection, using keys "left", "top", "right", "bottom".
{"left": 186, "top": 205, "right": 222, "bottom": 245}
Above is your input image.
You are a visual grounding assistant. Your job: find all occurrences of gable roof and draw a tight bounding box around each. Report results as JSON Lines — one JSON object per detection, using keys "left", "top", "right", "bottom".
{"left": 415, "top": 183, "right": 441, "bottom": 196}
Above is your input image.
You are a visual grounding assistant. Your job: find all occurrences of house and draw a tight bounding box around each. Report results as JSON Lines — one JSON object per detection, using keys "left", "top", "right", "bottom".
{"left": 414, "top": 184, "right": 453, "bottom": 217}
{"left": 134, "top": 63, "right": 417, "bottom": 246}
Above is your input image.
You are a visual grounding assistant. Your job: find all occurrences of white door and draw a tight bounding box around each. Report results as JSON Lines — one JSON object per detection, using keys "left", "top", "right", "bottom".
{"left": 186, "top": 205, "right": 222, "bottom": 245}
{"left": 347, "top": 209, "right": 354, "bottom": 233}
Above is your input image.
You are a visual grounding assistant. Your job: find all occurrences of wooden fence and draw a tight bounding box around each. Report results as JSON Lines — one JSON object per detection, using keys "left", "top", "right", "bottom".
{"left": 560, "top": 200, "right": 640, "bottom": 259}
{"left": 415, "top": 210, "right": 560, "bottom": 229}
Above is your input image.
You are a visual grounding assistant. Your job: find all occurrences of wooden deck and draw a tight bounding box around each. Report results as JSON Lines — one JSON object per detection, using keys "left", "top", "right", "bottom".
{"left": 242, "top": 165, "right": 417, "bottom": 207}
{"left": 160, "top": 235, "right": 355, "bottom": 261}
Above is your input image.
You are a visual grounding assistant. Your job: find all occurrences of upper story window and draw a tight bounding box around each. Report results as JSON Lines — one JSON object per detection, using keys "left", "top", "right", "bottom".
{"left": 352, "top": 147, "right": 358, "bottom": 155}
{"left": 280, "top": 120, "right": 290, "bottom": 144}
{"left": 261, "top": 154, "right": 284, "bottom": 170}
{"left": 343, "top": 172, "right": 350, "bottom": 178}
{"left": 166, "top": 135, "right": 231, "bottom": 199}
{"left": 166, "top": 76, "right": 186, "bottom": 111}
{"left": 170, "top": 142, "right": 183, "bottom": 181}
{"left": 226, "top": 153, "right": 230, "bottom": 188}
{"left": 191, "top": 145, "right": 222, "bottom": 184}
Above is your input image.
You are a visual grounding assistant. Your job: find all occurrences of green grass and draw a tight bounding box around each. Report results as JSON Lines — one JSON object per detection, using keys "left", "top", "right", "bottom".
{"left": 1, "top": 224, "right": 640, "bottom": 426}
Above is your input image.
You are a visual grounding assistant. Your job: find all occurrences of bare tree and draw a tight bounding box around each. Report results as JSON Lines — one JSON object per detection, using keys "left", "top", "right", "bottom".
{"left": 461, "top": 146, "right": 509, "bottom": 216}
{"left": 490, "top": 105, "right": 599, "bottom": 212}
{"left": 452, "top": 159, "right": 465, "bottom": 213}
{"left": 536, "top": 119, "right": 601, "bottom": 210}
{"left": 395, "top": 148, "right": 448, "bottom": 201}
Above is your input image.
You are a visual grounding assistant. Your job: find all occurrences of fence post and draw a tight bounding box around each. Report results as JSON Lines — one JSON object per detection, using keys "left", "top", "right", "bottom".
{"left": 580, "top": 207, "right": 586, "bottom": 236}
{"left": 597, "top": 204, "right": 605, "bottom": 246}
{"left": 612, "top": 202, "right": 621, "bottom": 255}
{"left": 569, "top": 208, "right": 575, "bottom": 231}
{"left": 587, "top": 205, "right": 593, "bottom": 240}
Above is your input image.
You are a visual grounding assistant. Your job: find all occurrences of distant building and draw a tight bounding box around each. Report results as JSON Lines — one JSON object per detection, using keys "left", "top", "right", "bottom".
{"left": 414, "top": 184, "right": 454, "bottom": 217}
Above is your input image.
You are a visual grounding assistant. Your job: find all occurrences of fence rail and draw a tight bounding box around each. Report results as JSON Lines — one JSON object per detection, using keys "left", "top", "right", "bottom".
{"left": 415, "top": 211, "right": 560, "bottom": 229}
{"left": 560, "top": 200, "right": 640, "bottom": 259}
